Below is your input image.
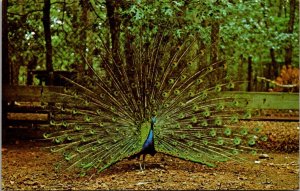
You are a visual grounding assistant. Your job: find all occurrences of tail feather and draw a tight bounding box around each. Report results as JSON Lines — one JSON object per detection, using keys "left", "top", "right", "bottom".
{"left": 42, "top": 34, "right": 267, "bottom": 175}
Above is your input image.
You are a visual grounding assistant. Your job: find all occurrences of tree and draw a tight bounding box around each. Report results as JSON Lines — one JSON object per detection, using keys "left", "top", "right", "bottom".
{"left": 5, "top": 0, "right": 299, "bottom": 91}
{"left": 42, "top": 0, "right": 53, "bottom": 85}
{"left": 285, "top": 0, "right": 296, "bottom": 66}
{"left": 2, "top": 0, "right": 9, "bottom": 85}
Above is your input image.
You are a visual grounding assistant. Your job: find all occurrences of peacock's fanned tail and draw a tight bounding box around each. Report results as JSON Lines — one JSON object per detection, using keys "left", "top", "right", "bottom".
{"left": 43, "top": 34, "right": 267, "bottom": 175}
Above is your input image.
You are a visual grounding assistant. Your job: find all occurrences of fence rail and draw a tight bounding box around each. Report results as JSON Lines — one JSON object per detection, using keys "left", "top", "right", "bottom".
{"left": 3, "top": 85, "right": 299, "bottom": 110}
{"left": 2, "top": 85, "right": 299, "bottom": 127}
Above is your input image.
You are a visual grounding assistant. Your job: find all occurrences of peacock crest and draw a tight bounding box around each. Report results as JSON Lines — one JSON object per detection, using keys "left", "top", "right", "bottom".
{"left": 43, "top": 34, "right": 267, "bottom": 176}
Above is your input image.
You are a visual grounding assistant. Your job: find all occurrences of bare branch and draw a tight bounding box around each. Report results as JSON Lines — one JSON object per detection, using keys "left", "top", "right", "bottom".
{"left": 257, "top": 76, "right": 299, "bottom": 88}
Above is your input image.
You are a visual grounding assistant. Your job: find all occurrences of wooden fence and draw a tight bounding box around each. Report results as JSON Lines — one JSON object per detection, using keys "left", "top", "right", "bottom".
{"left": 3, "top": 85, "right": 299, "bottom": 127}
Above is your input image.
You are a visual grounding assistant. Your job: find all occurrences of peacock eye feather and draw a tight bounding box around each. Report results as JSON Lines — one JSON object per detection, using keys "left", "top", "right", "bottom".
{"left": 84, "top": 100, "right": 90, "bottom": 106}
{"left": 201, "top": 90, "right": 208, "bottom": 98}
{"left": 244, "top": 110, "right": 252, "bottom": 119}
{"left": 217, "top": 137, "right": 224, "bottom": 145}
{"left": 224, "top": 127, "right": 232, "bottom": 136}
{"left": 202, "top": 108, "right": 211, "bottom": 117}
{"left": 192, "top": 104, "right": 199, "bottom": 111}
{"left": 260, "top": 135, "right": 268, "bottom": 142}
{"left": 174, "top": 89, "right": 181, "bottom": 95}
{"left": 230, "top": 115, "right": 239, "bottom": 123}
{"left": 178, "top": 113, "right": 185, "bottom": 119}
{"left": 64, "top": 153, "right": 72, "bottom": 161}
{"left": 187, "top": 124, "right": 193, "bottom": 129}
{"left": 215, "top": 84, "right": 222, "bottom": 92}
{"left": 203, "top": 140, "right": 209, "bottom": 145}
{"left": 74, "top": 125, "right": 82, "bottom": 131}
{"left": 72, "top": 109, "right": 77, "bottom": 115}
{"left": 171, "top": 62, "right": 178, "bottom": 68}
{"left": 180, "top": 75, "right": 187, "bottom": 81}
{"left": 201, "top": 120, "right": 208, "bottom": 127}
{"left": 254, "top": 127, "right": 262, "bottom": 133}
{"left": 62, "top": 121, "right": 68, "bottom": 127}
{"left": 154, "top": 81, "right": 161, "bottom": 87}
{"left": 100, "top": 93, "right": 105, "bottom": 98}
{"left": 240, "top": 128, "right": 248, "bottom": 136}
{"left": 168, "top": 79, "right": 175, "bottom": 84}
{"left": 163, "top": 103, "right": 169, "bottom": 108}
{"left": 96, "top": 109, "right": 102, "bottom": 115}
{"left": 196, "top": 78, "right": 203, "bottom": 85}
{"left": 188, "top": 91, "right": 195, "bottom": 97}
{"left": 233, "top": 137, "right": 242, "bottom": 145}
{"left": 191, "top": 116, "right": 197, "bottom": 124}
{"left": 209, "top": 129, "right": 217, "bottom": 137}
{"left": 179, "top": 102, "right": 185, "bottom": 107}
{"left": 50, "top": 120, "right": 56, "bottom": 126}
{"left": 43, "top": 133, "right": 50, "bottom": 139}
{"left": 232, "top": 149, "right": 239, "bottom": 155}
{"left": 196, "top": 132, "right": 202, "bottom": 138}
{"left": 215, "top": 116, "right": 222, "bottom": 126}
{"left": 81, "top": 136, "right": 87, "bottom": 143}
{"left": 227, "top": 81, "right": 235, "bottom": 89}
{"left": 207, "top": 66, "right": 213, "bottom": 72}
{"left": 55, "top": 137, "right": 62, "bottom": 144}
{"left": 216, "top": 103, "right": 225, "bottom": 111}
{"left": 84, "top": 115, "right": 91, "bottom": 122}
{"left": 131, "top": 83, "right": 137, "bottom": 88}
{"left": 248, "top": 138, "right": 256, "bottom": 146}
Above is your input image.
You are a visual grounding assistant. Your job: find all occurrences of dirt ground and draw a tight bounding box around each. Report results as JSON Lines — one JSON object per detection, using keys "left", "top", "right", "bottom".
{"left": 2, "top": 138, "right": 299, "bottom": 190}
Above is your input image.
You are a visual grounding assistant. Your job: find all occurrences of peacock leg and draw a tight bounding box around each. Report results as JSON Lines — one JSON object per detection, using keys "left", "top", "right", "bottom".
{"left": 138, "top": 154, "right": 146, "bottom": 171}
{"left": 142, "top": 154, "right": 146, "bottom": 170}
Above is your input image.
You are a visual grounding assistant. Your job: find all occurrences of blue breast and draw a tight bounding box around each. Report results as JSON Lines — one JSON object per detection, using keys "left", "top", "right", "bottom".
{"left": 142, "top": 129, "right": 154, "bottom": 150}
{"left": 142, "top": 117, "right": 156, "bottom": 151}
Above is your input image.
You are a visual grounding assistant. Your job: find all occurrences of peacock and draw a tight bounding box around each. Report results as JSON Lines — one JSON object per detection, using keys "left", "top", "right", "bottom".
{"left": 42, "top": 33, "right": 268, "bottom": 176}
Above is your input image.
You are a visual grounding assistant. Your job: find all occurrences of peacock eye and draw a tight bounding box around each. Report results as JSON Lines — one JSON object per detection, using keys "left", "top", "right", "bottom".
{"left": 174, "top": 89, "right": 180, "bottom": 95}
{"left": 224, "top": 128, "right": 231, "bottom": 136}
{"left": 168, "top": 79, "right": 174, "bottom": 84}
{"left": 172, "top": 62, "right": 178, "bottom": 68}
{"left": 131, "top": 83, "right": 137, "bottom": 88}
{"left": 113, "top": 91, "right": 119, "bottom": 96}
{"left": 207, "top": 66, "right": 213, "bottom": 72}
{"left": 154, "top": 81, "right": 161, "bottom": 87}
{"left": 196, "top": 78, "right": 203, "bottom": 84}
{"left": 162, "top": 91, "right": 169, "bottom": 98}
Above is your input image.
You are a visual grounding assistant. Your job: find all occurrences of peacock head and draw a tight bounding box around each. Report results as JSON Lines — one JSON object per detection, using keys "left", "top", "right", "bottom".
{"left": 151, "top": 116, "right": 157, "bottom": 124}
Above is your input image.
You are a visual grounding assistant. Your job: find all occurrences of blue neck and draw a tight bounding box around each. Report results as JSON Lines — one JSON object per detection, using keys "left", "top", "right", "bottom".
{"left": 142, "top": 117, "right": 156, "bottom": 150}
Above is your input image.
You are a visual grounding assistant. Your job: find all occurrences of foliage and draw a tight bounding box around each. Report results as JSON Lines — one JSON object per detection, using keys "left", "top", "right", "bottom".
{"left": 6, "top": 0, "right": 299, "bottom": 89}
{"left": 274, "top": 65, "right": 299, "bottom": 92}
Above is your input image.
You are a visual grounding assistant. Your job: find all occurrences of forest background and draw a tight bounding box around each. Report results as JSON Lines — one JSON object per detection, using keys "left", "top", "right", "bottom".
{"left": 3, "top": 0, "right": 299, "bottom": 91}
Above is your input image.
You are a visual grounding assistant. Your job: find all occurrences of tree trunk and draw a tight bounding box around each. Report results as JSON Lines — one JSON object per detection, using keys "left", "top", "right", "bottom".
{"left": 270, "top": 48, "right": 278, "bottom": 77}
{"left": 284, "top": 0, "right": 296, "bottom": 66}
{"left": 278, "top": 0, "right": 283, "bottom": 17}
{"left": 2, "top": 0, "right": 9, "bottom": 85}
{"left": 42, "top": 0, "right": 53, "bottom": 85}
{"left": 247, "top": 56, "right": 252, "bottom": 92}
{"left": 105, "top": 0, "right": 122, "bottom": 66}
{"left": 2, "top": 0, "right": 9, "bottom": 143}
{"left": 210, "top": 21, "right": 223, "bottom": 85}
{"left": 77, "top": 0, "right": 89, "bottom": 79}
